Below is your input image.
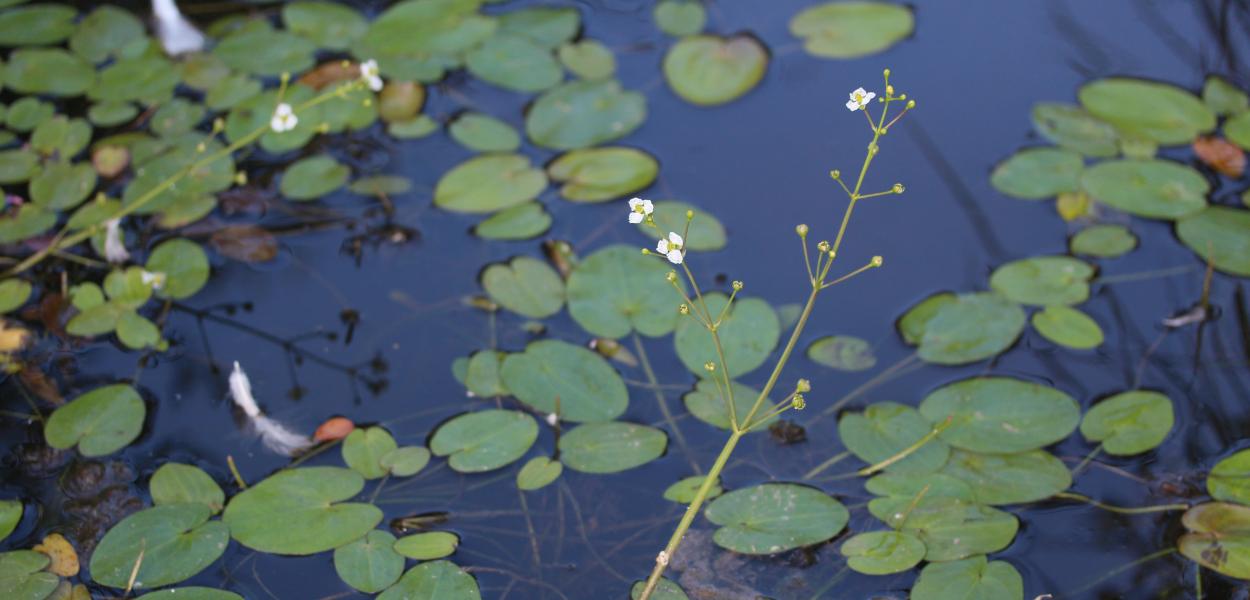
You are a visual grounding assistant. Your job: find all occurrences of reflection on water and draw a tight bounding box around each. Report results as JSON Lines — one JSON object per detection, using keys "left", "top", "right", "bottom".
{"left": 3, "top": 0, "right": 1250, "bottom": 598}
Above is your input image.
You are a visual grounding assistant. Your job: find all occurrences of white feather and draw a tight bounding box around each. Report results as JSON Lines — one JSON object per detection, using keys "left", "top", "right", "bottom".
{"left": 228, "top": 362, "right": 313, "bottom": 456}
{"left": 103, "top": 218, "right": 129, "bottom": 264}
{"left": 151, "top": 0, "right": 205, "bottom": 56}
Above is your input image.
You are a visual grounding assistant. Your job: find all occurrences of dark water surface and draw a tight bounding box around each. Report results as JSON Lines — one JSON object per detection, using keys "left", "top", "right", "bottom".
{"left": 4, "top": 1, "right": 1250, "bottom": 598}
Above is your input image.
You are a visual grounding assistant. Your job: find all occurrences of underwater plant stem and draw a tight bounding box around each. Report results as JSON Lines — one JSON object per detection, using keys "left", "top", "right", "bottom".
{"left": 1054, "top": 492, "right": 1188, "bottom": 514}
{"left": 227, "top": 455, "right": 247, "bottom": 489}
{"left": 802, "top": 450, "right": 852, "bottom": 480}
{"left": 1067, "top": 548, "right": 1176, "bottom": 596}
{"left": 633, "top": 332, "right": 700, "bottom": 473}
{"left": 1070, "top": 444, "right": 1103, "bottom": 478}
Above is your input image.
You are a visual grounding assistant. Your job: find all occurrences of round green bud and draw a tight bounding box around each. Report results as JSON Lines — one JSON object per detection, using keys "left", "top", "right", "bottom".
{"left": 792, "top": 394, "right": 806, "bottom": 410}
{"left": 830, "top": 170, "right": 841, "bottom": 180}
{"left": 665, "top": 271, "right": 678, "bottom": 283}
{"left": 796, "top": 224, "right": 809, "bottom": 237}
{"left": 796, "top": 379, "right": 811, "bottom": 393}
{"left": 817, "top": 241, "right": 831, "bottom": 253}
{"left": 679, "top": 304, "right": 690, "bottom": 315}
{"left": 871, "top": 256, "right": 884, "bottom": 267}
{"left": 893, "top": 183, "right": 905, "bottom": 194}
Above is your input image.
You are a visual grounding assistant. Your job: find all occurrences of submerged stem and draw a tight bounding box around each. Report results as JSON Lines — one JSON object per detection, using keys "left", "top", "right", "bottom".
{"left": 1054, "top": 492, "right": 1188, "bottom": 515}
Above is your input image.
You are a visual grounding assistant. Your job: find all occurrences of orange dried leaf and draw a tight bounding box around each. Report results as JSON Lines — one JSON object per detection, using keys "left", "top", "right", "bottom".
{"left": 1193, "top": 136, "right": 1245, "bottom": 178}
{"left": 298, "top": 61, "right": 358, "bottom": 91}
{"left": 210, "top": 225, "right": 278, "bottom": 263}
{"left": 314, "top": 417, "right": 355, "bottom": 442}
{"left": 33, "top": 532, "right": 79, "bottom": 577}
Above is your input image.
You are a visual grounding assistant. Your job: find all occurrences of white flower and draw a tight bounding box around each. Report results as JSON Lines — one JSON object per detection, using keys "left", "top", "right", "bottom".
{"left": 545, "top": 412, "right": 559, "bottom": 427}
{"left": 270, "top": 103, "right": 297, "bottom": 133}
{"left": 656, "top": 232, "right": 684, "bottom": 265}
{"left": 845, "top": 87, "right": 876, "bottom": 111}
{"left": 359, "top": 59, "right": 383, "bottom": 92}
{"left": 627, "top": 197, "right": 654, "bottom": 224}
{"left": 103, "top": 218, "right": 129, "bottom": 264}
{"left": 141, "top": 270, "right": 166, "bottom": 290}
{"left": 152, "top": 0, "right": 206, "bottom": 56}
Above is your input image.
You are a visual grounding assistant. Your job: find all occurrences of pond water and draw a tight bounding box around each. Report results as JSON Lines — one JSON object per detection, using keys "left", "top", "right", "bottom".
{"left": 2, "top": 0, "right": 1250, "bottom": 599}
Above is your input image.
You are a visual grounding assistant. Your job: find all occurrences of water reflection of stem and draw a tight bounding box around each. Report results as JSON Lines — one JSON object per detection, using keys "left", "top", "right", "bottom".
{"left": 1094, "top": 264, "right": 1199, "bottom": 285}
{"left": 517, "top": 490, "right": 542, "bottom": 572}
{"left": 1070, "top": 444, "right": 1103, "bottom": 479}
{"left": 805, "top": 564, "right": 850, "bottom": 600}
{"left": 812, "top": 352, "right": 921, "bottom": 424}
{"left": 368, "top": 473, "right": 390, "bottom": 504}
{"left": 632, "top": 332, "right": 699, "bottom": 473}
{"left": 802, "top": 450, "right": 851, "bottom": 480}
{"left": 1066, "top": 548, "right": 1176, "bottom": 596}
{"left": 1054, "top": 492, "right": 1188, "bottom": 514}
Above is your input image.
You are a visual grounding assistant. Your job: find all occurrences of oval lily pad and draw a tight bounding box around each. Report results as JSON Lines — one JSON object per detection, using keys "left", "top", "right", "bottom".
{"left": 559, "top": 422, "right": 667, "bottom": 474}
{"left": 380, "top": 447, "right": 431, "bottom": 478}
{"left": 463, "top": 351, "right": 507, "bottom": 398}
{"left": 1204, "top": 76, "right": 1248, "bottom": 116}
{"left": 434, "top": 154, "right": 546, "bottom": 214}
{"left": 1080, "top": 159, "right": 1208, "bottom": 220}
{"left": 430, "top": 410, "right": 538, "bottom": 473}
{"left": 0, "top": 279, "right": 31, "bottom": 314}
{"left": 1080, "top": 390, "right": 1173, "bottom": 456}
{"left": 789, "top": 2, "right": 913, "bottom": 59}
{"left": 989, "top": 255, "right": 1094, "bottom": 306}
{"left": 482, "top": 256, "right": 565, "bottom": 319}
{"left": 474, "top": 202, "right": 551, "bottom": 240}
{"left": 283, "top": 1, "right": 367, "bottom": 50}
{"left": 378, "top": 561, "right": 480, "bottom": 600}
{"left": 942, "top": 448, "right": 1071, "bottom": 505}
{"left": 4, "top": 48, "right": 94, "bottom": 97}
{"left": 566, "top": 244, "right": 684, "bottom": 339}
{"left": 137, "top": 588, "right": 243, "bottom": 600}
{"left": 516, "top": 456, "right": 563, "bottom": 491}
{"left": 449, "top": 113, "right": 521, "bottom": 153}
{"left": 1078, "top": 78, "right": 1215, "bottom": 144}
{"left": 0, "top": 500, "right": 19, "bottom": 542}
{"left": 654, "top": 1, "right": 706, "bottom": 36}
{"left": 1070, "top": 224, "right": 1137, "bottom": 258}
{"left": 0, "top": 4, "right": 76, "bottom": 45}
{"left": 393, "top": 531, "right": 459, "bottom": 560}
{"left": 150, "top": 463, "right": 225, "bottom": 513}
{"left": 839, "top": 531, "right": 925, "bottom": 575}
{"left": 558, "top": 40, "right": 615, "bottom": 80}
{"left": 466, "top": 33, "right": 563, "bottom": 93}
{"left": 30, "top": 162, "right": 96, "bottom": 211}
{"left": 334, "top": 530, "right": 403, "bottom": 594}
{"left": 90, "top": 56, "right": 178, "bottom": 104}
{"left": 222, "top": 467, "right": 383, "bottom": 555}
{"left": 663, "top": 475, "right": 723, "bottom": 504}
{"left": 840, "top": 401, "right": 950, "bottom": 474}
{"left": 663, "top": 35, "right": 768, "bottom": 106}
{"left": 214, "top": 29, "right": 316, "bottom": 76}
{"left": 1179, "top": 502, "right": 1250, "bottom": 580}
{"left": 990, "top": 147, "right": 1083, "bottom": 199}
{"left": 497, "top": 7, "right": 578, "bottom": 49}
{"left": 146, "top": 239, "right": 210, "bottom": 300}
{"left": 90, "top": 504, "right": 228, "bottom": 589}
{"left": 921, "top": 377, "right": 1080, "bottom": 454}
{"left": 0, "top": 551, "right": 58, "bottom": 599}
{"left": 682, "top": 379, "right": 773, "bottom": 431}
{"left": 526, "top": 79, "right": 646, "bottom": 150}
{"left": 342, "top": 427, "right": 399, "bottom": 480}
{"left": 868, "top": 495, "right": 1019, "bottom": 561}
{"left": 1176, "top": 206, "right": 1250, "bottom": 276}
{"left": 45, "top": 384, "right": 145, "bottom": 457}
{"left": 705, "top": 483, "right": 848, "bottom": 554}
{"left": 281, "top": 155, "right": 349, "bottom": 201}
{"left": 500, "top": 339, "right": 628, "bottom": 422}
{"left": 807, "top": 335, "right": 876, "bottom": 371}
{"left": 911, "top": 556, "right": 1024, "bottom": 600}
{"left": 1031, "top": 102, "right": 1120, "bottom": 157}
{"left": 548, "top": 147, "right": 658, "bottom": 202}
{"left": 905, "top": 292, "right": 1026, "bottom": 365}
{"left": 675, "top": 294, "right": 780, "bottom": 378}
{"left": 1208, "top": 449, "right": 1250, "bottom": 505}
{"left": 1032, "top": 304, "right": 1104, "bottom": 349}
{"left": 636, "top": 201, "right": 726, "bottom": 251}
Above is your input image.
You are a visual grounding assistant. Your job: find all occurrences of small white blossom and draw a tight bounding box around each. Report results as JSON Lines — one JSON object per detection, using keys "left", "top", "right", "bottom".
{"left": 845, "top": 87, "right": 876, "bottom": 111}
{"left": 103, "top": 218, "right": 129, "bottom": 264}
{"left": 141, "top": 270, "right": 166, "bottom": 290}
{"left": 627, "top": 197, "right": 654, "bottom": 224}
{"left": 270, "top": 103, "right": 297, "bottom": 133}
{"left": 656, "top": 232, "right": 684, "bottom": 265}
{"left": 545, "top": 412, "right": 559, "bottom": 427}
{"left": 359, "top": 59, "right": 383, "bottom": 92}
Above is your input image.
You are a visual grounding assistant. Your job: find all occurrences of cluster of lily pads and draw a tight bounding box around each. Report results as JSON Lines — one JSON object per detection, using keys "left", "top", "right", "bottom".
{"left": 0, "top": 0, "right": 930, "bottom": 598}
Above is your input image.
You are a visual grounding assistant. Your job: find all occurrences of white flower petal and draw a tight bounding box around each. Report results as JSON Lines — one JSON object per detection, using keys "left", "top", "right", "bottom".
{"left": 851, "top": 87, "right": 868, "bottom": 98}
{"left": 668, "top": 231, "right": 684, "bottom": 247}
{"left": 641, "top": 199, "right": 654, "bottom": 214}
{"left": 628, "top": 212, "right": 644, "bottom": 224}
{"left": 103, "top": 218, "right": 129, "bottom": 264}
{"left": 628, "top": 197, "right": 643, "bottom": 210}
{"left": 846, "top": 99, "right": 860, "bottom": 111}
{"left": 864, "top": 91, "right": 877, "bottom": 102}
{"left": 657, "top": 239, "right": 669, "bottom": 254}
{"left": 666, "top": 250, "right": 684, "bottom": 264}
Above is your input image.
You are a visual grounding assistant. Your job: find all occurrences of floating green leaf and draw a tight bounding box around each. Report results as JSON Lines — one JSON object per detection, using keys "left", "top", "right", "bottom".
{"left": 636, "top": 201, "right": 726, "bottom": 251}
{"left": 380, "top": 447, "right": 431, "bottom": 477}
{"left": 214, "top": 29, "right": 316, "bottom": 76}
{"left": 0, "top": 500, "right": 18, "bottom": 543}
{"left": 378, "top": 561, "right": 480, "bottom": 600}
{"left": 501, "top": 339, "right": 628, "bottom": 422}
{"left": 840, "top": 531, "right": 925, "bottom": 575}
{"left": 1080, "top": 390, "right": 1173, "bottom": 456}
{"left": 146, "top": 239, "right": 210, "bottom": 300}
{"left": 903, "top": 292, "right": 1026, "bottom": 365}
{"left": 4, "top": 48, "right": 93, "bottom": 97}
{"left": 90, "top": 56, "right": 178, "bottom": 104}
{"left": 631, "top": 578, "right": 689, "bottom": 600}
{"left": 654, "top": 1, "right": 706, "bottom": 36}
{"left": 1204, "top": 76, "right": 1248, "bottom": 116}
{"left": 430, "top": 410, "right": 538, "bottom": 473}
{"left": 683, "top": 379, "right": 773, "bottom": 431}
{"left": 990, "top": 147, "right": 1083, "bottom": 199}
{"left": 0, "top": 551, "right": 58, "bottom": 600}
{"left": 90, "top": 504, "right": 228, "bottom": 589}
{"left": 548, "top": 147, "right": 658, "bottom": 202}
{"left": 281, "top": 155, "right": 350, "bottom": 201}
{"left": 474, "top": 202, "right": 551, "bottom": 240}
{"left": 352, "top": 0, "right": 493, "bottom": 82}
{"left": 675, "top": 294, "right": 780, "bottom": 378}
{"left": 0, "top": 205, "right": 56, "bottom": 244}
{"left": 1032, "top": 304, "right": 1104, "bottom": 349}
{"left": 705, "top": 484, "right": 848, "bottom": 554}
{"left": 1031, "top": 102, "right": 1120, "bottom": 157}
{"left": 334, "top": 530, "right": 403, "bottom": 594}
{"left": 942, "top": 448, "right": 1071, "bottom": 505}
{"left": 911, "top": 556, "right": 1024, "bottom": 600}
{"left": 466, "top": 33, "right": 563, "bottom": 93}
{"left": 151, "top": 463, "right": 225, "bottom": 513}
{"left": 840, "top": 401, "right": 949, "bottom": 474}
{"left": 663, "top": 475, "right": 723, "bottom": 504}
{"left": 566, "top": 244, "right": 684, "bottom": 339}
{"left": 349, "top": 175, "right": 412, "bottom": 197}
{"left": 30, "top": 162, "right": 95, "bottom": 211}
{"left": 0, "top": 279, "right": 31, "bottom": 314}
{"left": 1176, "top": 206, "right": 1250, "bottom": 276}
{"left": 865, "top": 471, "right": 974, "bottom": 502}
{"left": 1179, "top": 502, "right": 1250, "bottom": 580}
{"left": 482, "top": 256, "right": 565, "bottom": 318}
{"left": 1080, "top": 159, "right": 1208, "bottom": 220}
{"left": 1070, "top": 224, "right": 1137, "bottom": 258}
{"left": 6, "top": 98, "right": 53, "bottom": 133}
{"left": 663, "top": 35, "right": 768, "bottom": 106}
{"left": 342, "top": 427, "right": 399, "bottom": 480}
{"left": 0, "top": 4, "right": 76, "bottom": 45}
{"left": 921, "top": 377, "right": 1080, "bottom": 454}
{"left": 497, "top": 7, "right": 578, "bottom": 49}
{"left": 868, "top": 495, "right": 1019, "bottom": 560}
{"left": 393, "top": 532, "right": 459, "bottom": 560}
{"left": 283, "top": 1, "right": 366, "bottom": 50}
{"left": 526, "top": 79, "right": 646, "bottom": 150}
{"left": 389, "top": 115, "right": 439, "bottom": 139}
{"left": 45, "top": 384, "right": 144, "bottom": 457}
{"left": 807, "top": 335, "right": 876, "bottom": 371}
{"left": 1079, "top": 78, "right": 1215, "bottom": 144}
{"left": 559, "top": 422, "right": 667, "bottom": 474}
{"left": 222, "top": 467, "right": 383, "bottom": 555}
{"left": 138, "top": 589, "right": 242, "bottom": 600}
{"left": 989, "top": 255, "right": 1094, "bottom": 306}
{"left": 516, "top": 457, "right": 562, "bottom": 491}
{"left": 0, "top": 149, "right": 38, "bottom": 184}
{"left": 463, "top": 351, "right": 507, "bottom": 398}
{"left": 70, "top": 5, "right": 144, "bottom": 63}
{"left": 789, "top": 2, "right": 913, "bottom": 59}
{"left": 559, "top": 40, "right": 615, "bottom": 80}
{"left": 449, "top": 113, "right": 520, "bottom": 153}
{"left": 434, "top": 154, "right": 546, "bottom": 214}
{"left": 1208, "top": 449, "right": 1250, "bottom": 505}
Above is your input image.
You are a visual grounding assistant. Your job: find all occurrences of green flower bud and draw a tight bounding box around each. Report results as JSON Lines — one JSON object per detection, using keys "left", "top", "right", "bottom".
{"left": 796, "top": 224, "right": 809, "bottom": 237}
{"left": 796, "top": 379, "right": 811, "bottom": 393}
{"left": 871, "top": 256, "right": 884, "bottom": 267}
{"left": 703, "top": 361, "right": 716, "bottom": 372}
{"left": 732, "top": 280, "right": 743, "bottom": 291}
{"left": 792, "top": 394, "right": 806, "bottom": 410}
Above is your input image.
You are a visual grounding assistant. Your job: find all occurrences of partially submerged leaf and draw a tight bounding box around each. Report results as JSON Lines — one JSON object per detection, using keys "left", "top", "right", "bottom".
{"left": 430, "top": 410, "right": 538, "bottom": 473}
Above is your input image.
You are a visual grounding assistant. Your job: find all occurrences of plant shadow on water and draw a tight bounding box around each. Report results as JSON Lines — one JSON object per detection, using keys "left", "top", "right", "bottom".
{"left": 1, "top": 0, "right": 1250, "bottom": 599}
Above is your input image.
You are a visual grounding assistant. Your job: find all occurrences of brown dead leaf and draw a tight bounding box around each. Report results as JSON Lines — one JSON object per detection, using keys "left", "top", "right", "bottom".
{"left": 0, "top": 320, "right": 29, "bottom": 354}
{"left": 210, "top": 225, "right": 278, "bottom": 263}
{"left": 314, "top": 417, "right": 355, "bottom": 442}
{"left": 33, "top": 532, "right": 79, "bottom": 577}
{"left": 91, "top": 145, "right": 130, "bottom": 178}
{"left": 19, "top": 365, "right": 62, "bottom": 405}
{"left": 298, "top": 61, "right": 358, "bottom": 91}
{"left": 1193, "top": 136, "right": 1246, "bottom": 178}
